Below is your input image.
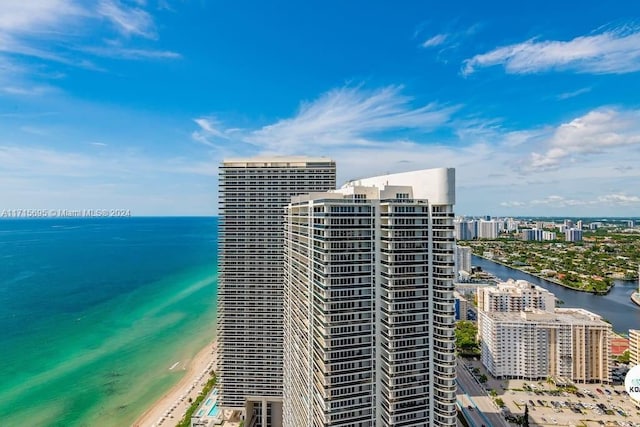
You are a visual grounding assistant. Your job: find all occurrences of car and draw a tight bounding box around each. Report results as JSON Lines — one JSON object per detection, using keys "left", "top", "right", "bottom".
{"left": 597, "top": 388, "right": 604, "bottom": 394}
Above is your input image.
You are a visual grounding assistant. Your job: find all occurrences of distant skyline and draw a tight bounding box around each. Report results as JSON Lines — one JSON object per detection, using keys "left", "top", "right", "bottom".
{"left": 1, "top": 1, "right": 639, "bottom": 216}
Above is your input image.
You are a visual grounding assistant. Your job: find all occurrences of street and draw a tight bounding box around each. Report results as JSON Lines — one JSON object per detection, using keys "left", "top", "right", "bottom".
{"left": 456, "top": 357, "right": 511, "bottom": 427}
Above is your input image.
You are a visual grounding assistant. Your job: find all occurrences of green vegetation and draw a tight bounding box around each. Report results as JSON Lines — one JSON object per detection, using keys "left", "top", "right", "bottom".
{"left": 177, "top": 371, "right": 217, "bottom": 427}
{"left": 463, "top": 231, "right": 640, "bottom": 294}
{"left": 495, "top": 397, "right": 505, "bottom": 408}
{"left": 479, "top": 374, "right": 488, "bottom": 383}
{"left": 618, "top": 349, "right": 631, "bottom": 363}
{"left": 455, "top": 321, "right": 480, "bottom": 356}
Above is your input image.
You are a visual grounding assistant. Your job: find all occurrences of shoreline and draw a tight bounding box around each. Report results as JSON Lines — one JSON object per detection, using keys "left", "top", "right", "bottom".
{"left": 132, "top": 339, "right": 217, "bottom": 427}
{"left": 474, "top": 254, "right": 614, "bottom": 295}
{"left": 632, "top": 292, "right": 640, "bottom": 308}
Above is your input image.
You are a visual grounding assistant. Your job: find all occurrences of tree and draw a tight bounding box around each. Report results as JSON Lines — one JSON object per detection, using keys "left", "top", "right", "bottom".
{"left": 522, "top": 404, "right": 530, "bottom": 427}
{"left": 479, "top": 374, "right": 488, "bottom": 383}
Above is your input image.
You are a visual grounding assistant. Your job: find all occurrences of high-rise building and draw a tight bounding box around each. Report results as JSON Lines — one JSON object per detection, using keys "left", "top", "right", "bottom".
{"left": 565, "top": 228, "right": 583, "bottom": 242}
{"left": 454, "top": 219, "right": 477, "bottom": 241}
{"left": 477, "top": 279, "right": 556, "bottom": 314}
{"left": 480, "top": 308, "right": 611, "bottom": 383}
{"left": 629, "top": 329, "right": 640, "bottom": 366}
{"left": 217, "top": 157, "right": 336, "bottom": 426}
{"left": 477, "top": 219, "right": 500, "bottom": 239}
{"left": 283, "top": 168, "right": 457, "bottom": 427}
{"left": 455, "top": 245, "right": 472, "bottom": 275}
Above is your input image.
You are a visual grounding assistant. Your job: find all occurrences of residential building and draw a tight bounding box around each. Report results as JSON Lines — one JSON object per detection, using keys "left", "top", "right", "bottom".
{"left": 455, "top": 245, "right": 472, "bottom": 275}
{"left": 480, "top": 308, "right": 611, "bottom": 383}
{"left": 283, "top": 168, "right": 457, "bottom": 427}
{"left": 454, "top": 291, "right": 469, "bottom": 321}
{"left": 477, "top": 220, "right": 500, "bottom": 239}
{"left": 565, "top": 228, "right": 583, "bottom": 242}
{"left": 454, "top": 219, "right": 477, "bottom": 241}
{"left": 630, "top": 329, "right": 640, "bottom": 366}
{"left": 217, "top": 157, "right": 336, "bottom": 426}
{"left": 477, "top": 279, "right": 556, "bottom": 314}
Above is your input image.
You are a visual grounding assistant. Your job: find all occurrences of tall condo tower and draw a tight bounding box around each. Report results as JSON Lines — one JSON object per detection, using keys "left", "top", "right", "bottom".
{"left": 218, "top": 157, "right": 336, "bottom": 426}
{"left": 283, "top": 168, "right": 457, "bottom": 427}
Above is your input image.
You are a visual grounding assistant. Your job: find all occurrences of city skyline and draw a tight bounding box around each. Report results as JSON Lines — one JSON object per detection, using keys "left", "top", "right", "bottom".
{"left": 1, "top": 1, "right": 640, "bottom": 216}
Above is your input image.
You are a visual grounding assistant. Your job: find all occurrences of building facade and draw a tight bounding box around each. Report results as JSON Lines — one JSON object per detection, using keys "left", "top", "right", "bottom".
{"left": 477, "top": 279, "right": 556, "bottom": 314}
{"left": 283, "top": 168, "right": 457, "bottom": 427}
{"left": 565, "top": 228, "right": 583, "bottom": 242}
{"left": 480, "top": 308, "right": 611, "bottom": 383}
{"left": 630, "top": 329, "right": 640, "bottom": 367}
{"left": 217, "top": 157, "right": 336, "bottom": 426}
{"left": 455, "top": 245, "right": 472, "bottom": 275}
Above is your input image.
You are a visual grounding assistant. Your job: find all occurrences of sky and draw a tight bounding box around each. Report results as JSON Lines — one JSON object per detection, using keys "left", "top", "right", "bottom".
{"left": 1, "top": 0, "right": 640, "bottom": 216}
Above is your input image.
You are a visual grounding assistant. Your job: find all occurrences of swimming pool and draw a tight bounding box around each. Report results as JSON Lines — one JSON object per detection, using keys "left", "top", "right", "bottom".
{"left": 205, "top": 398, "right": 212, "bottom": 406}
{"left": 208, "top": 403, "right": 220, "bottom": 417}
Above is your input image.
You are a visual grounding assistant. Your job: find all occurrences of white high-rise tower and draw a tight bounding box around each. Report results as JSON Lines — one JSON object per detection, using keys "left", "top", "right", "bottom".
{"left": 283, "top": 168, "right": 457, "bottom": 427}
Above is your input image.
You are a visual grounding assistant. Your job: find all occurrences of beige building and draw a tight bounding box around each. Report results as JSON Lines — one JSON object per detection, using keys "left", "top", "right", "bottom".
{"left": 480, "top": 308, "right": 611, "bottom": 383}
{"left": 630, "top": 329, "right": 640, "bottom": 366}
{"left": 477, "top": 279, "right": 556, "bottom": 337}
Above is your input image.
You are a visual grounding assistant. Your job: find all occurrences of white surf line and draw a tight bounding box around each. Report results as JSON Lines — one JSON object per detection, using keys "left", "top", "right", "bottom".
{"left": 169, "top": 361, "right": 180, "bottom": 370}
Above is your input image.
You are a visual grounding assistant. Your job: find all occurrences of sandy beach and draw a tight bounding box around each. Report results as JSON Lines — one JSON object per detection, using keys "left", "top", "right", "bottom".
{"left": 133, "top": 340, "right": 217, "bottom": 427}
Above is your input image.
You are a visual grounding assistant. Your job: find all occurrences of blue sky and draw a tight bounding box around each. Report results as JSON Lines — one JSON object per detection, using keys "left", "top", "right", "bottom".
{"left": 1, "top": 0, "right": 640, "bottom": 216}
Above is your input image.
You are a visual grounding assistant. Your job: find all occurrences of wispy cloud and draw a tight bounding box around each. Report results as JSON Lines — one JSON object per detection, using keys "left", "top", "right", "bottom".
{"left": 422, "top": 34, "right": 448, "bottom": 48}
{"left": 463, "top": 25, "right": 640, "bottom": 75}
{"left": 247, "top": 85, "right": 460, "bottom": 152}
{"left": 78, "top": 45, "right": 181, "bottom": 60}
{"left": 505, "top": 193, "right": 640, "bottom": 209}
{"left": 0, "top": 0, "right": 179, "bottom": 92}
{"left": 98, "top": 0, "right": 157, "bottom": 39}
{"left": 557, "top": 87, "right": 591, "bottom": 100}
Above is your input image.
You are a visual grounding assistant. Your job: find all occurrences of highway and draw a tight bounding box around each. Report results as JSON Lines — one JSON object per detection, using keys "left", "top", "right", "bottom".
{"left": 456, "top": 358, "right": 510, "bottom": 427}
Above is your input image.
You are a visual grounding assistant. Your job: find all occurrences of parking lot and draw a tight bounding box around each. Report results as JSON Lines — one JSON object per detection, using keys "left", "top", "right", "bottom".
{"left": 463, "top": 359, "right": 640, "bottom": 427}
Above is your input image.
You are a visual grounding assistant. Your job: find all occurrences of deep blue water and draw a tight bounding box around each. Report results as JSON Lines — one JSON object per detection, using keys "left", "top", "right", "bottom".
{"left": 473, "top": 255, "right": 640, "bottom": 334}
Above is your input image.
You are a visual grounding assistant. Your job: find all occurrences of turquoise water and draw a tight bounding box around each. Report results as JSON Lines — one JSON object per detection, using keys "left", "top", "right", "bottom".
{"left": 208, "top": 403, "right": 220, "bottom": 417}
{"left": 0, "top": 217, "right": 218, "bottom": 426}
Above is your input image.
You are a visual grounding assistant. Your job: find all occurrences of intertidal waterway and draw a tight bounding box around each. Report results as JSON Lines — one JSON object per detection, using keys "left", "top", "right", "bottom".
{"left": 472, "top": 255, "right": 640, "bottom": 334}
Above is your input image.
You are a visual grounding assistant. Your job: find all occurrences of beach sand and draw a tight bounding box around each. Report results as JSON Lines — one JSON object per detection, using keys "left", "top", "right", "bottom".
{"left": 132, "top": 340, "right": 217, "bottom": 427}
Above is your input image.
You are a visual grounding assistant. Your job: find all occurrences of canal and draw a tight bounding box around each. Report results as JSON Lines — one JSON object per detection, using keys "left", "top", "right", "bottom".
{"left": 472, "top": 255, "right": 640, "bottom": 334}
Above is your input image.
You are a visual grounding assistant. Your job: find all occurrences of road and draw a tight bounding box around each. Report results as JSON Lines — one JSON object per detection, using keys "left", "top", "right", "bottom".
{"left": 456, "top": 358, "right": 510, "bottom": 427}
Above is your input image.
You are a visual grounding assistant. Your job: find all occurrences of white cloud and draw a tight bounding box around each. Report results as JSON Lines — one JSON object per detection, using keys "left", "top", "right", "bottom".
{"left": 597, "top": 194, "right": 640, "bottom": 205}
{"left": 247, "top": 85, "right": 459, "bottom": 152}
{"left": 0, "top": 1, "right": 84, "bottom": 34}
{"left": 422, "top": 34, "right": 448, "bottom": 48}
{"left": 79, "top": 45, "right": 181, "bottom": 60}
{"left": 98, "top": 0, "right": 157, "bottom": 39}
{"left": 526, "top": 108, "right": 640, "bottom": 171}
{"left": 463, "top": 25, "right": 640, "bottom": 75}
{"left": 557, "top": 87, "right": 591, "bottom": 100}
{"left": 0, "top": 0, "right": 178, "bottom": 89}
{"left": 500, "top": 201, "right": 526, "bottom": 207}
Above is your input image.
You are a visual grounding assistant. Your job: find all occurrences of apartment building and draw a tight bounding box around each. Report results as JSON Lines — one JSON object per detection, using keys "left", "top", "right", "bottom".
{"left": 217, "top": 157, "right": 336, "bottom": 426}
{"left": 480, "top": 308, "right": 611, "bottom": 383}
{"left": 630, "top": 329, "right": 640, "bottom": 366}
{"left": 283, "top": 168, "right": 457, "bottom": 427}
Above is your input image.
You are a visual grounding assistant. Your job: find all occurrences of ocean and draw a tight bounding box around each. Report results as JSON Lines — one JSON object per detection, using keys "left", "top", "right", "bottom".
{"left": 0, "top": 217, "right": 218, "bottom": 426}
